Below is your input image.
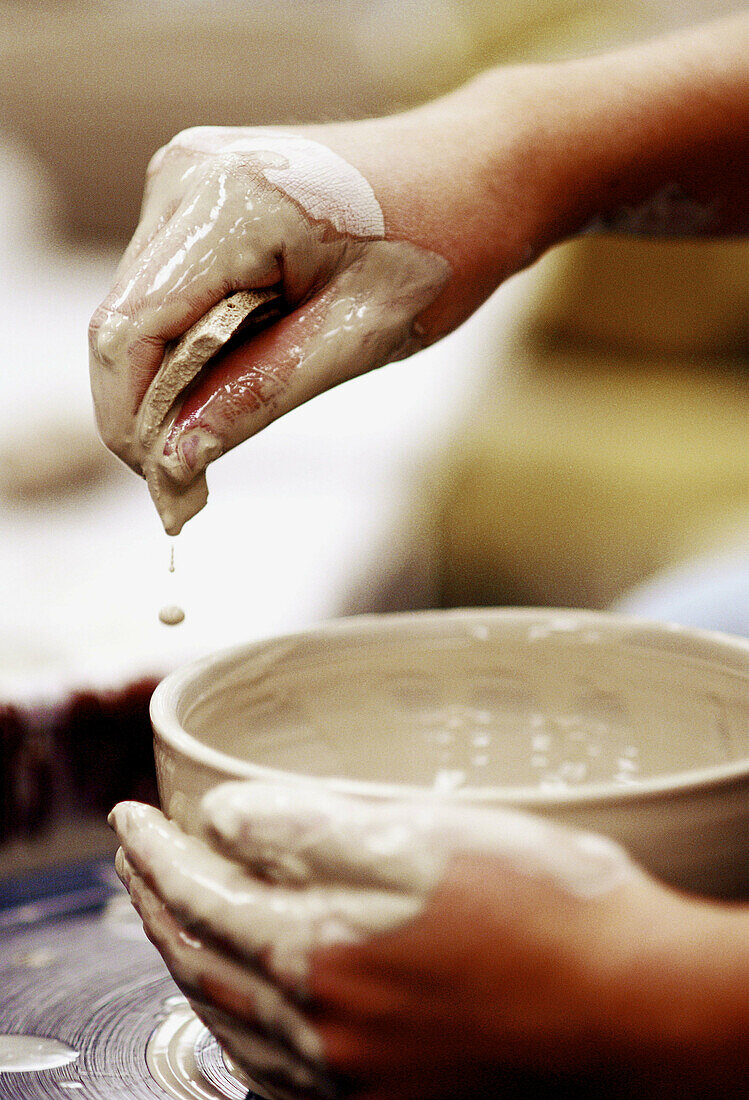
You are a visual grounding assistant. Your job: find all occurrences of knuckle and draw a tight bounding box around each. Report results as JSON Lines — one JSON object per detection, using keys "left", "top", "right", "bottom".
{"left": 87, "top": 305, "right": 107, "bottom": 351}
{"left": 167, "top": 126, "right": 216, "bottom": 158}
{"left": 147, "top": 127, "right": 214, "bottom": 177}
{"left": 94, "top": 416, "right": 121, "bottom": 458}
{"left": 172, "top": 125, "right": 212, "bottom": 146}
{"left": 145, "top": 143, "right": 169, "bottom": 179}
{"left": 88, "top": 305, "right": 129, "bottom": 369}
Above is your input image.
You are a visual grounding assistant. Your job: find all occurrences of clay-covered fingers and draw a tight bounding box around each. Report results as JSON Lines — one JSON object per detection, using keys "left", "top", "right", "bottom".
{"left": 199, "top": 779, "right": 636, "bottom": 902}
{"left": 117, "top": 850, "right": 340, "bottom": 1098}
{"left": 109, "top": 801, "right": 420, "bottom": 991}
{"left": 112, "top": 128, "right": 255, "bottom": 276}
{"left": 88, "top": 162, "right": 297, "bottom": 469}
{"left": 154, "top": 239, "right": 449, "bottom": 492}
{"left": 192, "top": 1000, "right": 337, "bottom": 1100}
{"left": 89, "top": 123, "right": 453, "bottom": 533}
{"left": 90, "top": 126, "right": 378, "bottom": 478}
{"left": 199, "top": 781, "right": 446, "bottom": 896}
{"left": 114, "top": 849, "right": 322, "bottom": 1064}
{"left": 113, "top": 139, "right": 203, "bottom": 278}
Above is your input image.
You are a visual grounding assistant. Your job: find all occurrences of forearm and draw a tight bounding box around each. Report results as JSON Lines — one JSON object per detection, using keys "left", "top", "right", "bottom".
{"left": 91, "top": 12, "right": 747, "bottom": 512}
{"left": 341, "top": 14, "right": 748, "bottom": 341}
{"left": 466, "top": 13, "right": 749, "bottom": 248}
{"left": 657, "top": 899, "right": 749, "bottom": 1086}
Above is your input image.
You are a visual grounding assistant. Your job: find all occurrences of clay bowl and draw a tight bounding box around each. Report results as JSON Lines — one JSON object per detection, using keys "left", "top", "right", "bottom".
{"left": 151, "top": 608, "right": 749, "bottom": 899}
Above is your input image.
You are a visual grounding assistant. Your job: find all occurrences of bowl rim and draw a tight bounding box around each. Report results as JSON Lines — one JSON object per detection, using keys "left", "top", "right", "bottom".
{"left": 150, "top": 607, "right": 749, "bottom": 808}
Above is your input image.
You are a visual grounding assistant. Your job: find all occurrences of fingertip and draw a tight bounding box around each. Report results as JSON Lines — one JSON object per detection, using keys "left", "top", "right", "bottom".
{"left": 110, "top": 800, "right": 169, "bottom": 851}
{"left": 114, "top": 846, "right": 129, "bottom": 885}
{"left": 145, "top": 460, "right": 209, "bottom": 536}
{"left": 159, "top": 427, "right": 223, "bottom": 486}
{"left": 108, "top": 800, "right": 138, "bottom": 833}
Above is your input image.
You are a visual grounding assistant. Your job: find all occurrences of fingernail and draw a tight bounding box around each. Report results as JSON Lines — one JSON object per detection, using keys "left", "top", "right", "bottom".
{"left": 108, "top": 801, "right": 132, "bottom": 832}
{"left": 114, "top": 847, "right": 128, "bottom": 885}
{"left": 160, "top": 427, "right": 222, "bottom": 484}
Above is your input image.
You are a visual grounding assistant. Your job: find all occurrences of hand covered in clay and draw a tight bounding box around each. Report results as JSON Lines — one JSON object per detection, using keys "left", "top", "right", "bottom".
{"left": 90, "top": 15, "right": 749, "bottom": 534}
{"left": 88, "top": 124, "right": 459, "bottom": 533}
{"left": 88, "top": 87, "right": 551, "bottom": 534}
{"left": 110, "top": 781, "right": 738, "bottom": 1099}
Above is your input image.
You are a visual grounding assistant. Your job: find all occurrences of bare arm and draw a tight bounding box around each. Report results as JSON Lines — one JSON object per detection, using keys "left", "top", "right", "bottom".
{"left": 90, "top": 14, "right": 748, "bottom": 529}
{"left": 347, "top": 10, "right": 749, "bottom": 341}
{"left": 531, "top": 14, "right": 749, "bottom": 239}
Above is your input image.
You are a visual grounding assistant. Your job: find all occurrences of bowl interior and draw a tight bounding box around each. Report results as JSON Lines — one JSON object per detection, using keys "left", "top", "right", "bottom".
{"left": 162, "top": 610, "right": 749, "bottom": 799}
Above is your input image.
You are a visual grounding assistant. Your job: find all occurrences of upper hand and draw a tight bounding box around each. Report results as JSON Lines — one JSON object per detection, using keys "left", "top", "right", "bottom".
{"left": 88, "top": 77, "right": 554, "bottom": 532}
{"left": 88, "top": 123, "right": 454, "bottom": 532}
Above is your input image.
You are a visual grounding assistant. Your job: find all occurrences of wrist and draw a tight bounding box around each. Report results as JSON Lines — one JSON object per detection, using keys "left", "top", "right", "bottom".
{"left": 396, "top": 65, "right": 571, "bottom": 335}
{"left": 604, "top": 881, "right": 749, "bottom": 1087}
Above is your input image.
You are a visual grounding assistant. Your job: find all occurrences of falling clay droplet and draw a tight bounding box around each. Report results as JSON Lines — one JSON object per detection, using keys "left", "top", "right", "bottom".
{"left": 159, "top": 605, "right": 185, "bottom": 626}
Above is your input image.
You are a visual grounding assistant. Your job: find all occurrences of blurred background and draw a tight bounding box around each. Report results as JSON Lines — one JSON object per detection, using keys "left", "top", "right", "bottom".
{"left": 0, "top": 0, "right": 746, "bottom": 873}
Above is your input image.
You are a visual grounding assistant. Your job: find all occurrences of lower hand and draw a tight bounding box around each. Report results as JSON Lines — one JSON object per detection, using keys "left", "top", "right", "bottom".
{"left": 109, "top": 781, "right": 732, "bottom": 1098}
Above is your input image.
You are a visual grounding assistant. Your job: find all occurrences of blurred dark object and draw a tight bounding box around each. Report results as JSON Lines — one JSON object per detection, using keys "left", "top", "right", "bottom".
{"left": 0, "top": 678, "right": 159, "bottom": 862}
{"left": 0, "top": 703, "right": 54, "bottom": 841}
{"left": 58, "top": 677, "right": 160, "bottom": 815}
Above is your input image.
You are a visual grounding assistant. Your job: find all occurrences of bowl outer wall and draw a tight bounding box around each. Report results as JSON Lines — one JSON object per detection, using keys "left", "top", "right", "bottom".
{"left": 151, "top": 608, "right": 749, "bottom": 899}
